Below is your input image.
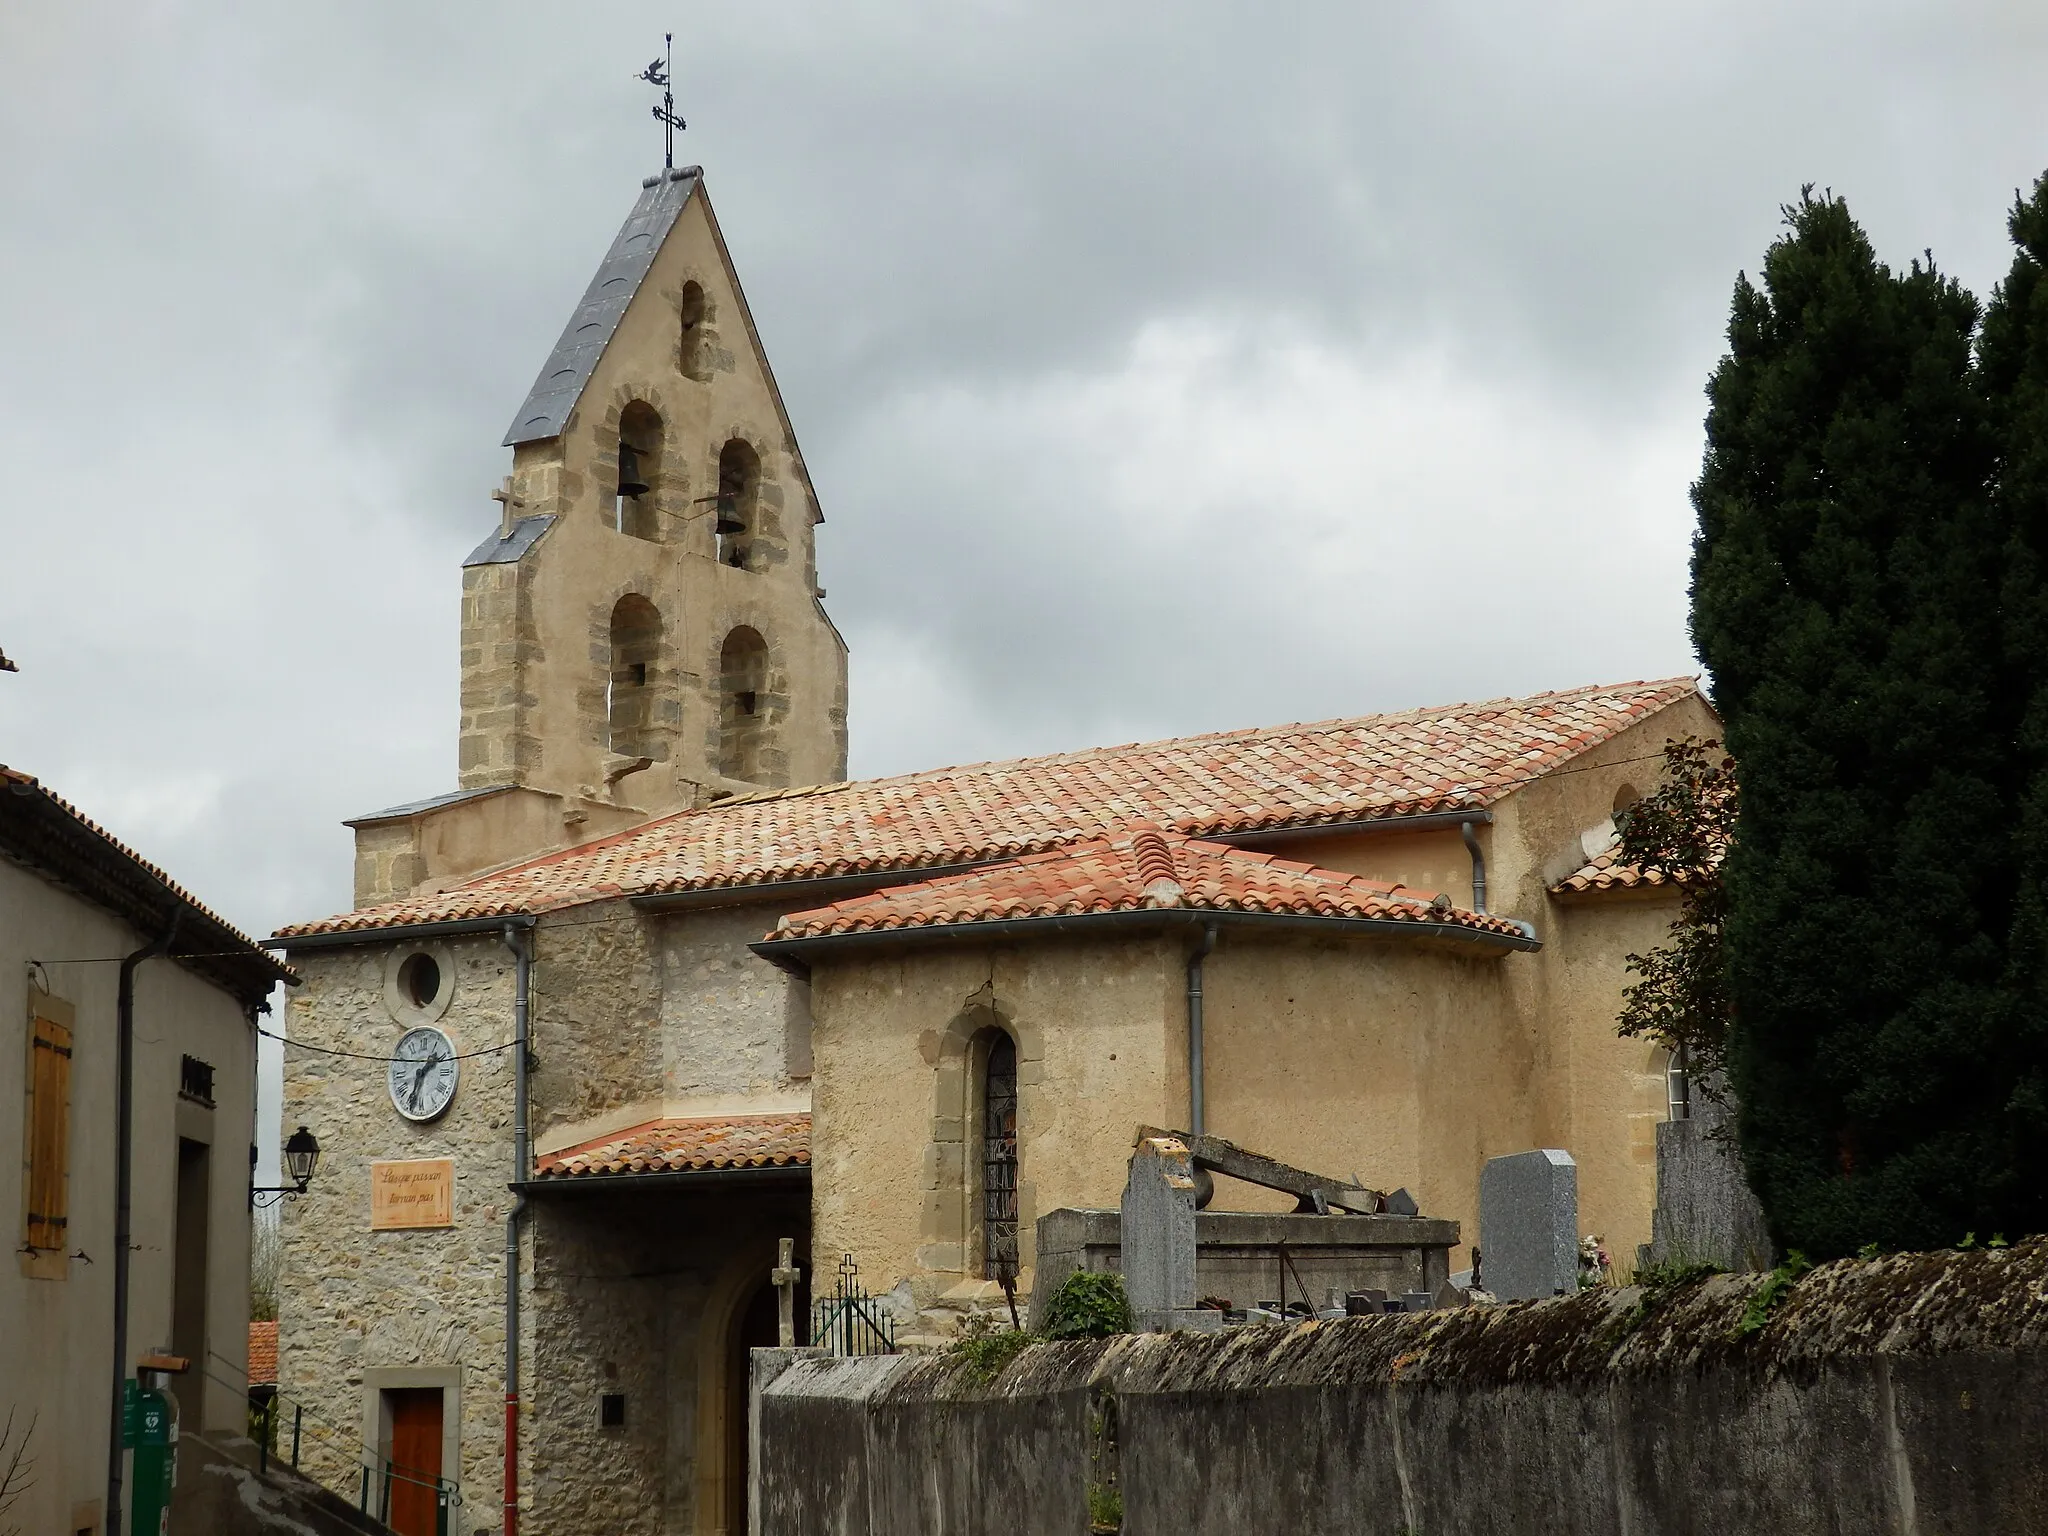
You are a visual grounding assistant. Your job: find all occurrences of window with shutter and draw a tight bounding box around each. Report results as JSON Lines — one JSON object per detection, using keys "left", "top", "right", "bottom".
{"left": 24, "top": 995, "right": 73, "bottom": 1255}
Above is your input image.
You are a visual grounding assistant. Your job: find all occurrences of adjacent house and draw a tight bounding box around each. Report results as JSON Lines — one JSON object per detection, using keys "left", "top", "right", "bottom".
{"left": 2, "top": 765, "right": 291, "bottom": 1536}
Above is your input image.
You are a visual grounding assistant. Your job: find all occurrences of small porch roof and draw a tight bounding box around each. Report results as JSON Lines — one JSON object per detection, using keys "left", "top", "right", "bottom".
{"left": 519, "top": 1112, "right": 811, "bottom": 1194}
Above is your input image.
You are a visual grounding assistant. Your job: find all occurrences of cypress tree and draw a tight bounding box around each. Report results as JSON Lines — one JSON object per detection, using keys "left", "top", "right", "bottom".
{"left": 1690, "top": 189, "right": 2004, "bottom": 1256}
{"left": 1985, "top": 173, "right": 2048, "bottom": 1236}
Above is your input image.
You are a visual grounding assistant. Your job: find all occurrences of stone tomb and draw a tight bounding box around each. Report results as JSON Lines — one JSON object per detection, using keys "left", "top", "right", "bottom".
{"left": 1479, "top": 1148, "right": 1580, "bottom": 1300}
{"left": 1037, "top": 1133, "right": 1458, "bottom": 1329}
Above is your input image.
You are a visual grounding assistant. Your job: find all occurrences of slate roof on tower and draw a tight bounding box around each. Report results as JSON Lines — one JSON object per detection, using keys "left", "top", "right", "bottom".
{"left": 274, "top": 677, "right": 1699, "bottom": 939}
{"left": 503, "top": 167, "right": 701, "bottom": 445}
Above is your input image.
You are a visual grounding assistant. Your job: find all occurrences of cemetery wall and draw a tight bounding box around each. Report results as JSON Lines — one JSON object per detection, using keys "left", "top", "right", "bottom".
{"left": 754, "top": 1237, "right": 2048, "bottom": 1535}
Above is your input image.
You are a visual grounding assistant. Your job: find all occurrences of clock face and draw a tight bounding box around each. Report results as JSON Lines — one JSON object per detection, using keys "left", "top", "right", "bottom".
{"left": 388, "top": 1026, "right": 459, "bottom": 1123}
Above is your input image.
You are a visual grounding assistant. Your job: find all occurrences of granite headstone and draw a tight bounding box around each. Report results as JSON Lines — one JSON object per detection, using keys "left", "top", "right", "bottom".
{"left": 1479, "top": 1149, "right": 1579, "bottom": 1301}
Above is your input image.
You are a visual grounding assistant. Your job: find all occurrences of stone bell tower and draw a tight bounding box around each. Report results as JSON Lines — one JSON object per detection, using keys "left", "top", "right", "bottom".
{"left": 349, "top": 169, "right": 849, "bottom": 908}
{"left": 461, "top": 166, "right": 848, "bottom": 808}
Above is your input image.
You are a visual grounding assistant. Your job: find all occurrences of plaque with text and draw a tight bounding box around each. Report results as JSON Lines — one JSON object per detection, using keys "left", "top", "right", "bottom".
{"left": 370, "top": 1158, "right": 455, "bottom": 1230}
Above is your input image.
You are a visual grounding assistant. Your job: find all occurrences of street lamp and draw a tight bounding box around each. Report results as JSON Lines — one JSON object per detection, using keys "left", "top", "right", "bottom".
{"left": 251, "top": 1126, "right": 321, "bottom": 1208}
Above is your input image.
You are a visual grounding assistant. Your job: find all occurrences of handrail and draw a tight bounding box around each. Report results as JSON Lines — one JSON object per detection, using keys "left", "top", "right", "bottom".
{"left": 228, "top": 1363, "right": 463, "bottom": 1521}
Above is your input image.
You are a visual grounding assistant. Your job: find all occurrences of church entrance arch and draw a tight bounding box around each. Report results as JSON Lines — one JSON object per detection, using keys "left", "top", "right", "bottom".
{"left": 692, "top": 1231, "right": 808, "bottom": 1535}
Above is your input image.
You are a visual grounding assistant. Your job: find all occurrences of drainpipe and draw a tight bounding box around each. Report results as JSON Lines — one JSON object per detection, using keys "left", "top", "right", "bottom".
{"left": 107, "top": 908, "right": 180, "bottom": 1536}
{"left": 502, "top": 923, "right": 532, "bottom": 1536}
{"left": 1461, "top": 820, "right": 1488, "bottom": 914}
{"left": 1186, "top": 922, "right": 1219, "bottom": 1136}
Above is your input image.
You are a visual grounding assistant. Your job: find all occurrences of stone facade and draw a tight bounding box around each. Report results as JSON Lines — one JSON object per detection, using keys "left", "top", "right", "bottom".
{"left": 278, "top": 898, "right": 817, "bottom": 1534}
{"left": 278, "top": 936, "right": 523, "bottom": 1524}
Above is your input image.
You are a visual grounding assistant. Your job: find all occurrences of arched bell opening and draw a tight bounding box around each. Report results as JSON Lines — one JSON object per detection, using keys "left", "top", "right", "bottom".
{"left": 717, "top": 626, "right": 770, "bottom": 782}
{"left": 614, "top": 401, "right": 664, "bottom": 540}
{"left": 607, "top": 595, "right": 665, "bottom": 759}
{"left": 715, "top": 439, "right": 759, "bottom": 569}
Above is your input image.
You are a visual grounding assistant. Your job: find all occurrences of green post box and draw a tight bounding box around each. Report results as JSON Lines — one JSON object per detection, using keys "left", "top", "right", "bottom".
{"left": 127, "top": 1370, "right": 179, "bottom": 1536}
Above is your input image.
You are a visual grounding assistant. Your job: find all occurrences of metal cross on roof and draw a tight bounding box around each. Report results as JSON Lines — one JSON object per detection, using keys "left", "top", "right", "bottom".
{"left": 639, "top": 34, "right": 687, "bottom": 171}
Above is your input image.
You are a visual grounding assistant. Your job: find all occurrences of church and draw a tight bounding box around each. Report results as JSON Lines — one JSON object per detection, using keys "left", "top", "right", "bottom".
{"left": 272, "top": 163, "right": 1714, "bottom": 1536}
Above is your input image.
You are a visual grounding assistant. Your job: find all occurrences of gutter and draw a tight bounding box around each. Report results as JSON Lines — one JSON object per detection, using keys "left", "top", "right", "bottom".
{"left": 627, "top": 860, "right": 1004, "bottom": 915}
{"left": 751, "top": 906, "right": 1540, "bottom": 977}
{"left": 501, "top": 923, "right": 531, "bottom": 1536}
{"left": 1461, "top": 820, "right": 1489, "bottom": 914}
{"left": 270, "top": 913, "right": 537, "bottom": 952}
{"left": 510, "top": 1163, "right": 811, "bottom": 1197}
{"left": 1207, "top": 808, "right": 1492, "bottom": 848}
{"left": 1186, "top": 923, "right": 1219, "bottom": 1137}
{"left": 107, "top": 908, "right": 181, "bottom": 1536}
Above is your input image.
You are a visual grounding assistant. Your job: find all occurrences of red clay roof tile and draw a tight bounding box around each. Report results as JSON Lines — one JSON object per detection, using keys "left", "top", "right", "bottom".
{"left": 772, "top": 826, "right": 1530, "bottom": 941}
{"left": 278, "top": 678, "right": 1697, "bottom": 938}
{"left": 534, "top": 1113, "right": 811, "bottom": 1180}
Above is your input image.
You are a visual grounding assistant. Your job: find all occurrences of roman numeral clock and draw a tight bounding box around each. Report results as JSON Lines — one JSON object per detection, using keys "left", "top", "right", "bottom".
{"left": 388, "top": 1026, "right": 459, "bottom": 1122}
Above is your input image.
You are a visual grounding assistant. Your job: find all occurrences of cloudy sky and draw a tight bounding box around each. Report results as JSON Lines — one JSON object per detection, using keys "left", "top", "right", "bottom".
{"left": 4, "top": 0, "right": 2046, "bottom": 951}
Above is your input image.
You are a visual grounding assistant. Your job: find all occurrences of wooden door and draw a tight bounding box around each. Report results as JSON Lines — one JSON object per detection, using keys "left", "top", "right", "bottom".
{"left": 385, "top": 1389, "right": 443, "bottom": 1536}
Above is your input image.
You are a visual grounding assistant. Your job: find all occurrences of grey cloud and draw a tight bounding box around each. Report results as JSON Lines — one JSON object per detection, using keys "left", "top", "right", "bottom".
{"left": 2, "top": 0, "right": 2045, "bottom": 948}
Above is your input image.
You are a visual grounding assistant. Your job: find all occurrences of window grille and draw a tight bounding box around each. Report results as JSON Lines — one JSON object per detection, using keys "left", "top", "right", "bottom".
{"left": 982, "top": 1034, "right": 1019, "bottom": 1280}
{"left": 180, "top": 1053, "right": 216, "bottom": 1106}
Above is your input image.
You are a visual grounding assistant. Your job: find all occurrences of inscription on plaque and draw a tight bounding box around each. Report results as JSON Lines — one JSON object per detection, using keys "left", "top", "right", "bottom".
{"left": 370, "top": 1158, "right": 455, "bottom": 1230}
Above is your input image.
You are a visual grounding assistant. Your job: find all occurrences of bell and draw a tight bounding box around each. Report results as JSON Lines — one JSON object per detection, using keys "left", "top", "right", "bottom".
{"left": 616, "top": 443, "right": 650, "bottom": 498}
{"left": 714, "top": 496, "right": 745, "bottom": 536}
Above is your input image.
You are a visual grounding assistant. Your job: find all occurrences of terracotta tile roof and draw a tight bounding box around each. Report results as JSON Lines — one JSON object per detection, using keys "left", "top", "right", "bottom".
{"left": 2, "top": 763, "right": 294, "bottom": 1004}
{"left": 277, "top": 678, "right": 1698, "bottom": 939}
{"left": 248, "top": 1320, "right": 278, "bottom": 1385}
{"left": 771, "top": 825, "right": 1532, "bottom": 942}
{"left": 1550, "top": 837, "right": 1725, "bottom": 896}
{"left": 533, "top": 1112, "right": 811, "bottom": 1180}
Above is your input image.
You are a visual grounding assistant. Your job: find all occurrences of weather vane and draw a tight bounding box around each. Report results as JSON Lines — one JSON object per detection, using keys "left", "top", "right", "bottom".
{"left": 640, "top": 34, "right": 686, "bottom": 171}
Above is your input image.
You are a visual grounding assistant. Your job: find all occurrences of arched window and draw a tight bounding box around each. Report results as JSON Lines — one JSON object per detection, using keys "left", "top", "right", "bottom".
{"left": 678, "top": 281, "right": 706, "bottom": 379}
{"left": 717, "top": 626, "right": 769, "bottom": 781}
{"left": 607, "top": 595, "right": 663, "bottom": 758}
{"left": 715, "top": 439, "right": 758, "bottom": 570}
{"left": 614, "top": 401, "right": 663, "bottom": 541}
{"left": 978, "top": 1032, "right": 1019, "bottom": 1281}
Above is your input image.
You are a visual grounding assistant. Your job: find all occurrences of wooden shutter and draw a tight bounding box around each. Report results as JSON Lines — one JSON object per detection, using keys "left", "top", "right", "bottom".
{"left": 26, "top": 1006, "right": 72, "bottom": 1251}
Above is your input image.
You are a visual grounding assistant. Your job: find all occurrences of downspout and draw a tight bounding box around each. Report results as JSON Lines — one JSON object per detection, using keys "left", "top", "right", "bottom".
{"left": 106, "top": 908, "right": 180, "bottom": 1536}
{"left": 1461, "top": 820, "right": 1488, "bottom": 914}
{"left": 1186, "top": 922, "right": 1219, "bottom": 1136}
{"left": 502, "top": 923, "right": 531, "bottom": 1536}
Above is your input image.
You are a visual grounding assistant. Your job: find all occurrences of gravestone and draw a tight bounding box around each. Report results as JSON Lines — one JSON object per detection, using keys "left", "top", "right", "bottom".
{"left": 1121, "top": 1136, "right": 1223, "bottom": 1332}
{"left": 1479, "top": 1149, "right": 1579, "bottom": 1301}
{"left": 1639, "top": 1076, "right": 1776, "bottom": 1274}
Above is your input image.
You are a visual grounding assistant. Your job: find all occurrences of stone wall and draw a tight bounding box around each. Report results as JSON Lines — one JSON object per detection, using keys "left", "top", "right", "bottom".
{"left": 755, "top": 1238, "right": 2048, "bottom": 1535}
{"left": 278, "top": 935, "right": 523, "bottom": 1528}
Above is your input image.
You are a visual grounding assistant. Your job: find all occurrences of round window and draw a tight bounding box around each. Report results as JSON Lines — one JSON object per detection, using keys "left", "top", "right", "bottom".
{"left": 398, "top": 952, "right": 442, "bottom": 1009}
{"left": 383, "top": 942, "right": 455, "bottom": 1026}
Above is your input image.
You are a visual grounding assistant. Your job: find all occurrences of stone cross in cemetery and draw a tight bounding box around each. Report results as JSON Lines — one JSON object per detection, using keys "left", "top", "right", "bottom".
{"left": 772, "top": 1237, "right": 802, "bottom": 1349}
{"left": 1479, "top": 1149, "right": 1580, "bottom": 1300}
{"left": 1121, "top": 1135, "right": 1224, "bottom": 1332}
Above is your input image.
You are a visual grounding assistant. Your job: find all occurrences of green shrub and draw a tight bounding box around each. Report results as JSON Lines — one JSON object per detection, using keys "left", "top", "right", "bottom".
{"left": 1041, "top": 1270, "right": 1132, "bottom": 1340}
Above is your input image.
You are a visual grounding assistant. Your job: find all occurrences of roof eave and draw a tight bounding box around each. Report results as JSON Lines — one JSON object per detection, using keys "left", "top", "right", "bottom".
{"left": 750, "top": 905, "right": 1540, "bottom": 977}
{"left": 513, "top": 1162, "right": 810, "bottom": 1195}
